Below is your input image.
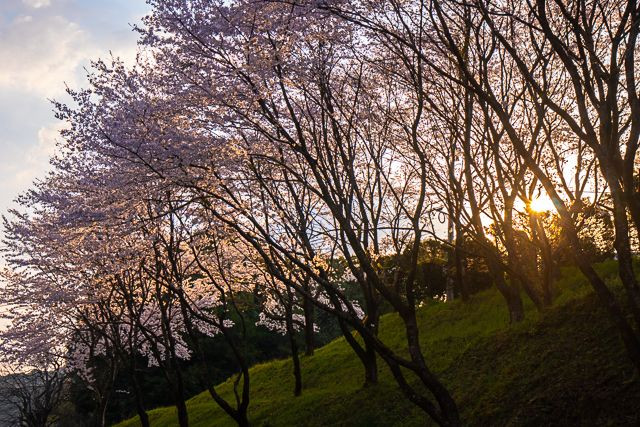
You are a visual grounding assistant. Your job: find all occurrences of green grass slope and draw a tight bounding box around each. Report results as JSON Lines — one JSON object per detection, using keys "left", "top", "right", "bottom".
{"left": 116, "top": 261, "right": 640, "bottom": 426}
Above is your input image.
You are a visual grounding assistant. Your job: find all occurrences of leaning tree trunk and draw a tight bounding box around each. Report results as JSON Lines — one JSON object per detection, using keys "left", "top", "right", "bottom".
{"left": 330, "top": 280, "right": 379, "bottom": 387}
{"left": 335, "top": 314, "right": 378, "bottom": 387}
{"left": 608, "top": 181, "right": 640, "bottom": 330}
{"left": 389, "top": 310, "right": 462, "bottom": 427}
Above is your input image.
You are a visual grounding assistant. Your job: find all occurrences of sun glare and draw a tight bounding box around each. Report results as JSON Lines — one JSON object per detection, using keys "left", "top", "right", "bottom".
{"left": 529, "top": 195, "right": 556, "bottom": 213}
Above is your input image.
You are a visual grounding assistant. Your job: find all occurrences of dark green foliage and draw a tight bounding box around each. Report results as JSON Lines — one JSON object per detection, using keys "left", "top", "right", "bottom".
{"left": 69, "top": 308, "right": 316, "bottom": 425}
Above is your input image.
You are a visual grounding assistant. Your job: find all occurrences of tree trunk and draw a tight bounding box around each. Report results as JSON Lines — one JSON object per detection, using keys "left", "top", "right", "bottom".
{"left": 403, "top": 312, "right": 461, "bottom": 426}
{"left": 285, "top": 303, "right": 303, "bottom": 396}
{"left": 363, "top": 338, "right": 378, "bottom": 386}
{"left": 94, "top": 358, "right": 117, "bottom": 427}
{"left": 134, "top": 393, "right": 150, "bottom": 427}
{"left": 130, "top": 362, "right": 150, "bottom": 427}
{"left": 302, "top": 293, "right": 315, "bottom": 356}
{"left": 206, "top": 384, "right": 251, "bottom": 427}
{"left": 361, "top": 278, "right": 380, "bottom": 385}
{"left": 454, "top": 229, "right": 468, "bottom": 301}
{"left": 169, "top": 358, "right": 189, "bottom": 427}
{"left": 445, "top": 217, "right": 456, "bottom": 302}
{"left": 621, "top": 167, "right": 640, "bottom": 254}
{"left": 609, "top": 184, "right": 640, "bottom": 329}
{"left": 96, "top": 391, "right": 111, "bottom": 427}
{"left": 574, "top": 254, "right": 640, "bottom": 371}
{"left": 291, "top": 336, "right": 303, "bottom": 396}
{"left": 556, "top": 206, "right": 640, "bottom": 371}
{"left": 529, "top": 213, "right": 555, "bottom": 307}
{"left": 505, "top": 288, "right": 524, "bottom": 323}
{"left": 233, "top": 406, "right": 251, "bottom": 427}
{"left": 538, "top": 232, "right": 555, "bottom": 307}
{"left": 491, "top": 263, "right": 524, "bottom": 322}
{"left": 336, "top": 315, "right": 378, "bottom": 387}
{"left": 514, "top": 274, "right": 545, "bottom": 312}
{"left": 504, "top": 202, "right": 545, "bottom": 312}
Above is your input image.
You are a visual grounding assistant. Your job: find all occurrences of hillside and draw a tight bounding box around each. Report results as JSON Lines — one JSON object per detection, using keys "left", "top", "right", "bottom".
{"left": 116, "top": 261, "right": 640, "bottom": 426}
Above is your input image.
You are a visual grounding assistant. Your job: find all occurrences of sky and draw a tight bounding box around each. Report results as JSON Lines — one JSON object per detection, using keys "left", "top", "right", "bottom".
{"left": 0, "top": 0, "right": 149, "bottom": 228}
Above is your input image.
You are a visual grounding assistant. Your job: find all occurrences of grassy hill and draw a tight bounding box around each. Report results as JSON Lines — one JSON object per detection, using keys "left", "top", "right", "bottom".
{"left": 116, "top": 260, "right": 640, "bottom": 426}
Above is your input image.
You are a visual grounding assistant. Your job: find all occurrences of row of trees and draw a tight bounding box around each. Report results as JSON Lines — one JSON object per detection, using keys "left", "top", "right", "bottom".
{"left": 0, "top": 1, "right": 636, "bottom": 426}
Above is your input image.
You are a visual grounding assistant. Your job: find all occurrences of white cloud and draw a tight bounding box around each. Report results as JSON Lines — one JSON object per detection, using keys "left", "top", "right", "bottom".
{"left": 33, "top": 121, "right": 62, "bottom": 159}
{"left": 13, "top": 121, "right": 66, "bottom": 187}
{"left": 0, "top": 13, "right": 90, "bottom": 97}
{"left": 14, "top": 15, "right": 32, "bottom": 23}
{"left": 22, "top": 0, "right": 51, "bottom": 9}
{"left": 0, "top": 7, "right": 141, "bottom": 98}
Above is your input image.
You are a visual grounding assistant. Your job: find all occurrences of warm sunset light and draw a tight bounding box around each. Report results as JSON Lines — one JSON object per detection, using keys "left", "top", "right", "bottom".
{"left": 529, "top": 195, "right": 556, "bottom": 213}
{"left": 2, "top": 1, "right": 638, "bottom": 425}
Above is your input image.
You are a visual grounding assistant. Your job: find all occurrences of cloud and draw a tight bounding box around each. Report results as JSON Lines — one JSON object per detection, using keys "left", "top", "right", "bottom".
{"left": 33, "top": 121, "right": 62, "bottom": 160}
{"left": 22, "top": 0, "right": 51, "bottom": 8}
{"left": 0, "top": 13, "right": 89, "bottom": 97}
{"left": 0, "top": 1, "right": 142, "bottom": 98}
{"left": 13, "top": 121, "right": 66, "bottom": 187}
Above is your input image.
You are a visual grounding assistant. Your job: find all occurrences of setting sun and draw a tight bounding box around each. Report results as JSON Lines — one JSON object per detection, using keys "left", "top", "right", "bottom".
{"left": 530, "top": 195, "right": 556, "bottom": 213}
